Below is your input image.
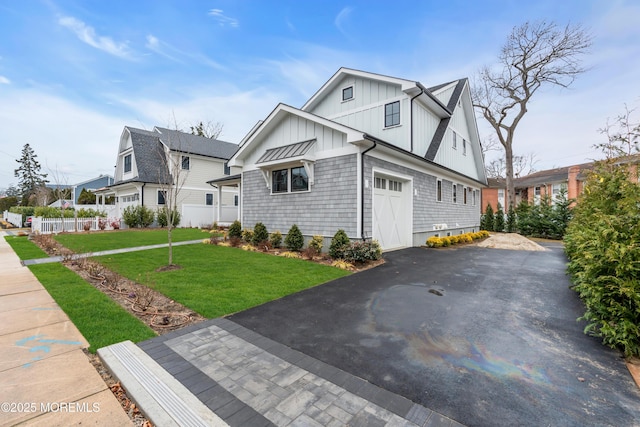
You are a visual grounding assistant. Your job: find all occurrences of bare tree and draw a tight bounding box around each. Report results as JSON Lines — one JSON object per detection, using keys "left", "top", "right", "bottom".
{"left": 473, "top": 21, "right": 592, "bottom": 209}
{"left": 190, "top": 121, "right": 224, "bottom": 139}
{"left": 596, "top": 103, "right": 639, "bottom": 159}
{"left": 155, "top": 129, "right": 188, "bottom": 268}
{"left": 486, "top": 153, "right": 538, "bottom": 179}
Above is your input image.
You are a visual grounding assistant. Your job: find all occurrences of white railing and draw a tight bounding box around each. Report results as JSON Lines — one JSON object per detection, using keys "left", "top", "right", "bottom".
{"left": 3, "top": 211, "right": 23, "bottom": 227}
{"left": 31, "top": 217, "right": 122, "bottom": 234}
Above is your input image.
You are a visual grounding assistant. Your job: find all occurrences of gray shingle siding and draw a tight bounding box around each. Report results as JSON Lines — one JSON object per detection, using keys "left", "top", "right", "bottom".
{"left": 242, "top": 154, "right": 358, "bottom": 237}
{"left": 363, "top": 156, "right": 480, "bottom": 246}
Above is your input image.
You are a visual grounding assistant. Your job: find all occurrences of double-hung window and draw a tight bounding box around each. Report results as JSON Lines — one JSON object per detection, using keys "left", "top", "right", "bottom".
{"left": 124, "top": 154, "right": 132, "bottom": 173}
{"left": 384, "top": 101, "right": 400, "bottom": 127}
{"left": 181, "top": 156, "right": 190, "bottom": 170}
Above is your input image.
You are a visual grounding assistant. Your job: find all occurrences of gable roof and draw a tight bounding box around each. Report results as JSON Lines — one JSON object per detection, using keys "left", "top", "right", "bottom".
{"left": 301, "top": 67, "right": 450, "bottom": 118}
{"left": 228, "top": 103, "right": 364, "bottom": 166}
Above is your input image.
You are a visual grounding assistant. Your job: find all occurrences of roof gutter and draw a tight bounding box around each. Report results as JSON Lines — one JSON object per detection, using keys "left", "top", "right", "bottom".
{"left": 360, "top": 135, "right": 377, "bottom": 240}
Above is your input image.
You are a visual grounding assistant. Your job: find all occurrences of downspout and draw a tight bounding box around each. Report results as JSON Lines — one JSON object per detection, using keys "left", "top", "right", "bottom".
{"left": 360, "top": 135, "right": 377, "bottom": 241}
{"left": 409, "top": 89, "right": 423, "bottom": 153}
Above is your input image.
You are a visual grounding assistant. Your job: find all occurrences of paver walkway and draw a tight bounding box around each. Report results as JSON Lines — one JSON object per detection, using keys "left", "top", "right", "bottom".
{"left": 133, "top": 318, "right": 462, "bottom": 427}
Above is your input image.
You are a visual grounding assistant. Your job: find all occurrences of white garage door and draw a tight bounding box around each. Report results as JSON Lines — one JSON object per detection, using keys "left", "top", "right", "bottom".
{"left": 373, "top": 174, "right": 410, "bottom": 250}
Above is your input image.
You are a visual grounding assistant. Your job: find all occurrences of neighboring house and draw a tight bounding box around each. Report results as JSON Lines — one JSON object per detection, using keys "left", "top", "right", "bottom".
{"left": 96, "top": 126, "right": 239, "bottom": 227}
{"left": 72, "top": 174, "right": 114, "bottom": 204}
{"left": 220, "top": 68, "right": 487, "bottom": 250}
{"left": 481, "top": 155, "right": 640, "bottom": 212}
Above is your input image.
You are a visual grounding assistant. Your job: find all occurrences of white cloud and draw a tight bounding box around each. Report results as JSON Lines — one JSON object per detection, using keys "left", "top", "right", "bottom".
{"left": 0, "top": 76, "right": 9, "bottom": 84}
{"left": 208, "top": 9, "right": 239, "bottom": 28}
{"left": 112, "top": 85, "right": 285, "bottom": 144}
{"left": 145, "top": 34, "right": 181, "bottom": 62}
{"left": 334, "top": 7, "right": 354, "bottom": 38}
{"left": 145, "top": 34, "right": 223, "bottom": 70}
{"left": 58, "top": 16, "right": 133, "bottom": 59}
{"left": 0, "top": 89, "right": 128, "bottom": 187}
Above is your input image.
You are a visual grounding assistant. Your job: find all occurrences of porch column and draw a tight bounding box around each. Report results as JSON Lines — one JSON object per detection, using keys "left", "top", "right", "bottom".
{"left": 216, "top": 185, "right": 222, "bottom": 223}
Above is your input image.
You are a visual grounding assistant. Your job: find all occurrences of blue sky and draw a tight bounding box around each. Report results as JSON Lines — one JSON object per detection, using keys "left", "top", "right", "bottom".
{"left": 1, "top": 0, "right": 639, "bottom": 189}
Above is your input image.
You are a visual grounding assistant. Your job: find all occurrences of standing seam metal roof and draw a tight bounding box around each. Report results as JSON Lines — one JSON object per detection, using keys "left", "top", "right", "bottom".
{"left": 256, "top": 139, "right": 316, "bottom": 164}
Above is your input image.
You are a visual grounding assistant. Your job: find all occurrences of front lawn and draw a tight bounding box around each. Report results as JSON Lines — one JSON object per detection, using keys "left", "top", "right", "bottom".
{"left": 4, "top": 235, "right": 49, "bottom": 259}
{"left": 5, "top": 236, "right": 155, "bottom": 352}
{"left": 54, "top": 228, "right": 211, "bottom": 253}
{"left": 95, "top": 244, "right": 351, "bottom": 318}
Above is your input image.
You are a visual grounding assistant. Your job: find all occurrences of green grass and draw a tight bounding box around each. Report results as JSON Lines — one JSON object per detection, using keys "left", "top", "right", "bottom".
{"left": 4, "top": 235, "right": 49, "bottom": 259}
{"left": 54, "top": 228, "right": 212, "bottom": 253}
{"left": 96, "top": 244, "right": 351, "bottom": 318}
{"left": 5, "top": 236, "right": 155, "bottom": 352}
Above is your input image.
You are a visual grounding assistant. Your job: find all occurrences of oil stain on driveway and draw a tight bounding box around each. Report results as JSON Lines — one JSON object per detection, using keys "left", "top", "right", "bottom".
{"left": 230, "top": 245, "right": 640, "bottom": 426}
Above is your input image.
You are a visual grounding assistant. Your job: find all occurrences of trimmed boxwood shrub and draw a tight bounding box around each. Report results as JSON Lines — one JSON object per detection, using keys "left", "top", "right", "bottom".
{"left": 284, "top": 224, "right": 304, "bottom": 251}
{"left": 343, "top": 240, "right": 382, "bottom": 263}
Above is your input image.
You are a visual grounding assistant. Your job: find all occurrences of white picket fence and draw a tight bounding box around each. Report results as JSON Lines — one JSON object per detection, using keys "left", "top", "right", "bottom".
{"left": 31, "top": 217, "right": 122, "bottom": 234}
{"left": 3, "top": 211, "right": 23, "bottom": 227}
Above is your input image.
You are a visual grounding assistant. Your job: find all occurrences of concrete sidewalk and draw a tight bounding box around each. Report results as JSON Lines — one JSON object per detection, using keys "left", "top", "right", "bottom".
{"left": 0, "top": 232, "right": 132, "bottom": 426}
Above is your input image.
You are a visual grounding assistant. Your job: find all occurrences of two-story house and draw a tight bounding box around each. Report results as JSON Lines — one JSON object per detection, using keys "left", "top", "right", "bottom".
{"left": 98, "top": 126, "right": 239, "bottom": 227}
{"left": 222, "top": 68, "right": 487, "bottom": 250}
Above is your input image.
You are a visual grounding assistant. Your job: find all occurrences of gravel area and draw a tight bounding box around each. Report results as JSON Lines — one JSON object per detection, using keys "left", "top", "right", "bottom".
{"left": 476, "top": 232, "right": 548, "bottom": 251}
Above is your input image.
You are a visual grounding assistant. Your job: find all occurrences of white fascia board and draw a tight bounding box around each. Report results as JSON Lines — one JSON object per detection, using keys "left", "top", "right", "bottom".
{"left": 302, "top": 67, "right": 418, "bottom": 111}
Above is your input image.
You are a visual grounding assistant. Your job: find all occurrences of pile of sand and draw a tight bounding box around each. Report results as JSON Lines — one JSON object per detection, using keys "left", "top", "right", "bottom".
{"left": 476, "top": 233, "right": 548, "bottom": 251}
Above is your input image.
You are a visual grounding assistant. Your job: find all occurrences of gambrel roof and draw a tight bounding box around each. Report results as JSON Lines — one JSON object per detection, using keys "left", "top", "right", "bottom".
{"left": 113, "top": 127, "right": 239, "bottom": 186}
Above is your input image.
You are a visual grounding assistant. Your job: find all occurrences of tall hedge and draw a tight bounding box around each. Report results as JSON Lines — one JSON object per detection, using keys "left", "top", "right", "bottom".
{"left": 564, "top": 160, "right": 640, "bottom": 357}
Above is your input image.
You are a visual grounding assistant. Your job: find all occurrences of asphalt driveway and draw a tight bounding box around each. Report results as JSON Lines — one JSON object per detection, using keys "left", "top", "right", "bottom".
{"left": 229, "top": 243, "right": 640, "bottom": 426}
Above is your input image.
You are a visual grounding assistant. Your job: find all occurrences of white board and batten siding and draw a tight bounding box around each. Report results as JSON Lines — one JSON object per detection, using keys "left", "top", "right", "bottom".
{"left": 242, "top": 114, "right": 348, "bottom": 167}
{"left": 433, "top": 107, "right": 481, "bottom": 181}
{"left": 412, "top": 102, "right": 443, "bottom": 157}
{"left": 306, "top": 76, "right": 411, "bottom": 151}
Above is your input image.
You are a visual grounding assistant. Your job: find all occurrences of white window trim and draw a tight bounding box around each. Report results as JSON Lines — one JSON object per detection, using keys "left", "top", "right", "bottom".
{"left": 452, "top": 183, "right": 458, "bottom": 204}
{"left": 383, "top": 100, "right": 401, "bottom": 129}
{"left": 205, "top": 193, "right": 214, "bottom": 206}
{"left": 341, "top": 84, "right": 355, "bottom": 102}
{"left": 436, "top": 179, "right": 442, "bottom": 203}
{"left": 258, "top": 157, "right": 315, "bottom": 193}
{"left": 123, "top": 153, "right": 133, "bottom": 174}
{"left": 452, "top": 131, "right": 457, "bottom": 150}
{"left": 265, "top": 164, "right": 312, "bottom": 195}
